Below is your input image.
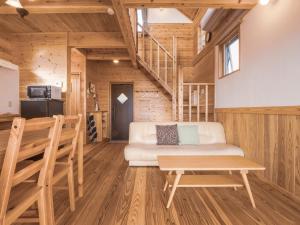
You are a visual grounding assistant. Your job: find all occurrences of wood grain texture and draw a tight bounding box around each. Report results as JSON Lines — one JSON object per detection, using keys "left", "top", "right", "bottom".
{"left": 85, "top": 60, "right": 172, "bottom": 127}
{"left": 10, "top": 33, "right": 68, "bottom": 99}
{"left": 17, "top": 143, "right": 300, "bottom": 225}
{"left": 216, "top": 107, "right": 300, "bottom": 200}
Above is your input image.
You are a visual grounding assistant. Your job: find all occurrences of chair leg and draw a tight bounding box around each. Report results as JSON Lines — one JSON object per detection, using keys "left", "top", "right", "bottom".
{"left": 68, "top": 164, "right": 76, "bottom": 211}
{"left": 46, "top": 184, "right": 55, "bottom": 225}
{"left": 37, "top": 189, "right": 48, "bottom": 225}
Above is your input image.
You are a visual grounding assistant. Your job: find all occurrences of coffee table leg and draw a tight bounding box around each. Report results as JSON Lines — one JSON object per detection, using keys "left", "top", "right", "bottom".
{"left": 164, "top": 171, "right": 173, "bottom": 192}
{"left": 241, "top": 170, "right": 256, "bottom": 208}
{"left": 166, "top": 170, "right": 183, "bottom": 209}
{"left": 229, "top": 170, "right": 237, "bottom": 191}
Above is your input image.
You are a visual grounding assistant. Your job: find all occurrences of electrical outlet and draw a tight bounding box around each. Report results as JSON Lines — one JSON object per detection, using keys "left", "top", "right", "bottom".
{"left": 8, "top": 101, "right": 12, "bottom": 108}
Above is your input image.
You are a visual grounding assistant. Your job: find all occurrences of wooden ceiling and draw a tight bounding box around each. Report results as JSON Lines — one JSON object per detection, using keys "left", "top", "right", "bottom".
{"left": 0, "top": 0, "right": 121, "bottom": 33}
{"left": 0, "top": 13, "right": 120, "bottom": 33}
{"left": 177, "top": 8, "right": 199, "bottom": 21}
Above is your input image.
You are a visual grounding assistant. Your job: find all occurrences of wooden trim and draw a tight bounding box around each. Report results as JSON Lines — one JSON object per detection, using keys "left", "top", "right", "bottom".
{"left": 0, "top": 2, "right": 111, "bottom": 14}
{"left": 217, "top": 26, "right": 240, "bottom": 79}
{"left": 68, "top": 32, "right": 126, "bottom": 49}
{"left": 123, "top": 0, "right": 257, "bottom": 9}
{"left": 215, "top": 106, "right": 300, "bottom": 115}
{"left": 193, "top": 10, "right": 247, "bottom": 66}
{"left": 111, "top": 0, "right": 137, "bottom": 67}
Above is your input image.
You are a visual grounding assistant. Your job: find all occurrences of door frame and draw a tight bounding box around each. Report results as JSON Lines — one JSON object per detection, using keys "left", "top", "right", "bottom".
{"left": 109, "top": 82, "right": 135, "bottom": 140}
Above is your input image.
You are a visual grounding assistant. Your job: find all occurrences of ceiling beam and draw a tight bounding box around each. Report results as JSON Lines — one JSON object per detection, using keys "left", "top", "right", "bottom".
{"left": 111, "top": 0, "right": 137, "bottom": 67}
{"left": 68, "top": 32, "right": 126, "bottom": 49}
{"left": 0, "top": 2, "right": 112, "bottom": 14}
{"left": 123, "top": 0, "right": 257, "bottom": 9}
{"left": 177, "top": 8, "right": 195, "bottom": 21}
{"left": 193, "top": 8, "right": 208, "bottom": 25}
{"left": 87, "top": 52, "right": 130, "bottom": 61}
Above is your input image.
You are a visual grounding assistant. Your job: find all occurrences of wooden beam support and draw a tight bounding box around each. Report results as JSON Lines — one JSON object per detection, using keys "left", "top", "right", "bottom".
{"left": 68, "top": 32, "right": 126, "bottom": 49}
{"left": 111, "top": 0, "right": 137, "bottom": 67}
{"left": 86, "top": 52, "right": 130, "bottom": 61}
{"left": 193, "top": 8, "right": 208, "bottom": 26}
{"left": 123, "top": 0, "right": 257, "bottom": 9}
{"left": 0, "top": 2, "right": 112, "bottom": 14}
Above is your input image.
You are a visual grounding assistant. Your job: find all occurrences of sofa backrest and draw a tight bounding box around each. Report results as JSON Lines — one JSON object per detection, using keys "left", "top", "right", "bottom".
{"left": 129, "top": 122, "right": 226, "bottom": 145}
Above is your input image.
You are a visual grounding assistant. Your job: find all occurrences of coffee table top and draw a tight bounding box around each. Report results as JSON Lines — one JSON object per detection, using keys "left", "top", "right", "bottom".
{"left": 158, "top": 156, "right": 265, "bottom": 171}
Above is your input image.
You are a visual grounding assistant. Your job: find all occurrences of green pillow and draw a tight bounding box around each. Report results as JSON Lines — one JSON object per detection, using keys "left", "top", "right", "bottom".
{"left": 177, "top": 125, "right": 199, "bottom": 145}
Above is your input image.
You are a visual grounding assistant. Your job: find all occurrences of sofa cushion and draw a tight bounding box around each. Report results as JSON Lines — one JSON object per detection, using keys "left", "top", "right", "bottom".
{"left": 129, "top": 122, "right": 226, "bottom": 145}
{"left": 124, "top": 143, "right": 244, "bottom": 162}
{"left": 178, "top": 125, "right": 199, "bottom": 145}
{"left": 156, "top": 125, "right": 179, "bottom": 145}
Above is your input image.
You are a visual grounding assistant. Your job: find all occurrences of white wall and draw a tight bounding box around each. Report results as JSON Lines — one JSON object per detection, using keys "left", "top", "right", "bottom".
{"left": 148, "top": 8, "right": 192, "bottom": 23}
{"left": 0, "top": 66, "right": 19, "bottom": 114}
{"left": 215, "top": 0, "right": 300, "bottom": 108}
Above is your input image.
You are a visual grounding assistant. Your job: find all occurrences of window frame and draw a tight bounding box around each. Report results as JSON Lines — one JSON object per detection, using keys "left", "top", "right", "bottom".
{"left": 217, "top": 27, "right": 240, "bottom": 79}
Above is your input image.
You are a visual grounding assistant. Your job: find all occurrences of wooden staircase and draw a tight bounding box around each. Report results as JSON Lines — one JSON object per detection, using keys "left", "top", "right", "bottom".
{"left": 136, "top": 23, "right": 177, "bottom": 120}
{"left": 135, "top": 23, "right": 215, "bottom": 122}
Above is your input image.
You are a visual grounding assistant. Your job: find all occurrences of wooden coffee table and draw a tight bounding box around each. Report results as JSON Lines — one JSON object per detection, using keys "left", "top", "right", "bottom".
{"left": 158, "top": 156, "right": 265, "bottom": 209}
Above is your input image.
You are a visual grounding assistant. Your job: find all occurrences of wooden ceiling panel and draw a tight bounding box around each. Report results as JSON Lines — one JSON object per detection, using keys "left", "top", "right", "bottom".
{"left": 0, "top": 13, "right": 120, "bottom": 33}
{"left": 177, "top": 8, "right": 199, "bottom": 21}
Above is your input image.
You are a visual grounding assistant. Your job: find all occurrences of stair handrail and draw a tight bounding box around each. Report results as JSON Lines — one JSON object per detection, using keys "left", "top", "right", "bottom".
{"left": 178, "top": 67, "right": 215, "bottom": 122}
{"left": 137, "top": 23, "right": 175, "bottom": 60}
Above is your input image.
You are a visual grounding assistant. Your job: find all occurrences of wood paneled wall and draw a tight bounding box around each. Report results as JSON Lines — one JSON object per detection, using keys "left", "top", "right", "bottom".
{"left": 11, "top": 33, "right": 68, "bottom": 99}
{"left": 192, "top": 49, "right": 214, "bottom": 83}
{"left": 0, "top": 33, "right": 17, "bottom": 64}
{"left": 86, "top": 60, "right": 172, "bottom": 123}
{"left": 216, "top": 107, "right": 300, "bottom": 199}
{"left": 147, "top": 23, "right": 194, "bottom": 82}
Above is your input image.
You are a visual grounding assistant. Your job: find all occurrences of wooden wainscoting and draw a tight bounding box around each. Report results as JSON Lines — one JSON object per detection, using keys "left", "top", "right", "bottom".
{"left": 216, "top": 106, "right": 300, "bottom": 200}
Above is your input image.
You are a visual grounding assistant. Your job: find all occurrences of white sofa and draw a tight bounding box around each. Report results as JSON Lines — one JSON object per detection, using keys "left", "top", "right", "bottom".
{"left": 124, "top": 122, "right": 244, "bottom": 166}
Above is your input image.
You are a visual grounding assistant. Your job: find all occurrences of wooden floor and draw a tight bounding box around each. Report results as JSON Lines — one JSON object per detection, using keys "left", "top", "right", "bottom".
{"left": 49, "top": 143, "right": 300, "bottom": 225}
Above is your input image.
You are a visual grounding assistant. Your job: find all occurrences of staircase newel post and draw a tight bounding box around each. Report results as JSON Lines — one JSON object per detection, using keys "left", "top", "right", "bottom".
{"left": 178, "top": 66, "right": 183, "bottom": 122}
{"left": 172, "top": 35, "right": 177, "bottom": 121}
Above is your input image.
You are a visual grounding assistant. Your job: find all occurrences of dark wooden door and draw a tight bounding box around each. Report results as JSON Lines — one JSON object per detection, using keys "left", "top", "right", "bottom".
{"left": 111, "top": 84, "right": 133, "bottom": 141}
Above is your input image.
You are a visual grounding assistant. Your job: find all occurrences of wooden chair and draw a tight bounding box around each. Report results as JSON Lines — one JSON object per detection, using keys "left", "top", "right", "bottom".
{"left": 0, "top": 117, "right": 61, "bottom": 225}
{"left": 46, "top": 114, "right": 82, "bottom": 224}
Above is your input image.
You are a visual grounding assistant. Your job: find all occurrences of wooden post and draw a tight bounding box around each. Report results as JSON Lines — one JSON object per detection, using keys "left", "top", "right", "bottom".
{"left": 189, "top": 85, "right": 192, "bottom": 122}
{"left": 205, "top": 85, "right": 208, "bottom": 122}
{"left": 142, "top": 26, "right": 145, "bottom": 61}
{"left": 157, "top": 44, "right": 160, "bottom": 78}
{"left": 165, "top": 52, "right": 168, "bottom": 85}
{"left": 78, "top": 130, "right": 84, "bottom": 197}
{"left": 178, "top": 66, "right": 183, "bottom": 122}
{"left": 197, "top": 85, "right": 200, "bottom": 122}
{"left": 150, "top": 39, "right": 153, "bottom": 69}
{"left": 172, "top": 36, "right": 177, "bottom": 121}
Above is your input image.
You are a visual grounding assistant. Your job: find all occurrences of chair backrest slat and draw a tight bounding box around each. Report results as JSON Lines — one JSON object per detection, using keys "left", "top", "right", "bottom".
{"left": 59, "top": 129, "right": 77, "bottom": 144}
{"left": 0, "top": 116, "right": 60, "bottom": 223}
{"left": 18, "top": 138, "right": 51, "bottom": 162}
{"left": 56, "top": 145, "right": 73, "bottom": 159}
{"left": 12, "top": 160, "right": 44, "bottom": 186}
{"left": 23, "top": 118, "right": 57, "bottom": 132}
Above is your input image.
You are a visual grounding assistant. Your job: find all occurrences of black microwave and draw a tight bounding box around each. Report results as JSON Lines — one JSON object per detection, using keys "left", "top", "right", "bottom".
{"left": 27, "top": 85, "right": 62, "bottom": 99}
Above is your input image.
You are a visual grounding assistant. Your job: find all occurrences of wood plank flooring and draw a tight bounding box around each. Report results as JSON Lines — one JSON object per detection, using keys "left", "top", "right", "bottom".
{"left": 50, "top": 143, "right": 300, "bottom": 225}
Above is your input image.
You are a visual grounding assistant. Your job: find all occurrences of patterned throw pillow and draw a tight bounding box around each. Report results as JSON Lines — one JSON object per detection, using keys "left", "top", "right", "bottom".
{"left": 156, "top": 125, "right": 179, "bottom": 145}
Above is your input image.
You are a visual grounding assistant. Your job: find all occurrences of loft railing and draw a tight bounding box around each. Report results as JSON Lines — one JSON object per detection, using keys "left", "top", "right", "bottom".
{"left": 178, "top": 68, "right": 215, "bottom": 122}
{"left": 137, "top": 23, "right": 178, "bottom": 120}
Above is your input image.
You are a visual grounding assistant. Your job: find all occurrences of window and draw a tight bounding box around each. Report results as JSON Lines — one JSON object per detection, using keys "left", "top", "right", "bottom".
{"left": 137, "top": 9, "right": 143, "bottom": 32}
{"left": 224, "top": 35, "right": 239, "bottom": 75}
{"left": 217, "top": 28, "right": 240, "bottom": 78}
{"left": 197, "top": 28, "right": 206, "bottom": 54}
